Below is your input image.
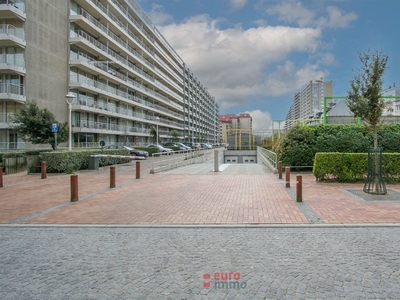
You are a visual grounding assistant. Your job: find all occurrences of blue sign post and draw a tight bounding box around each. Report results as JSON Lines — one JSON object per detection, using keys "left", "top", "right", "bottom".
{"left": 51, "top": 123, "right": 59, "bottom": 149}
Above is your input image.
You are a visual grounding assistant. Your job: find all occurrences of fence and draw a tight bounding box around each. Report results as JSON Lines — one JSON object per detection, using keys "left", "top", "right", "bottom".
{"left": 257, "top": 147, "right": 277, "bottom": 172}
{"left": 150, "top": 149, "right": 214, "bottom": 173}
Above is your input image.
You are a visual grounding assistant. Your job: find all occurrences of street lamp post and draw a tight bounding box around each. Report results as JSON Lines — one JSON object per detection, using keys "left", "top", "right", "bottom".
{"left": 156, "top": 116, "right": 160, "bottom": 147}
{"left": 66, "top": 92, "right": 76, "bottom": 151}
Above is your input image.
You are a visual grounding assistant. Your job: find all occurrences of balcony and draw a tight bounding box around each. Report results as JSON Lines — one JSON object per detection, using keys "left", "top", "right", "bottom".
{"left": 0, "top": 0, "right": 26, "bottom": 20}
{"left": 0, "top": 53, "right": 25, "bottom": 75}
{"left": 73, "top": 120, "right": 151, "bottom": 136}
{"left": 0, "top": 112, "right": 14, "bottom": 129}
{"left": 0, "top": 24, "right": 25, "bottom": 48}
{"left": 0, "top": 83, "right": 25, "bottom": 102}
{"left": 72, "top": 97, "right": 183, "bottom": 130}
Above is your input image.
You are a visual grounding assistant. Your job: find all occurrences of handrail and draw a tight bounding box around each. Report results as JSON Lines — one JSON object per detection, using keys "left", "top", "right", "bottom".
{"left": 257, "top": 146, "right": 277, "bottom": 171}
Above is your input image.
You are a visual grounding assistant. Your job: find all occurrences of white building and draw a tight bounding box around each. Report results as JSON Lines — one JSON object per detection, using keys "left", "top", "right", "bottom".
{"left": 0, "top": 0, "right": 219, "bottom": 150}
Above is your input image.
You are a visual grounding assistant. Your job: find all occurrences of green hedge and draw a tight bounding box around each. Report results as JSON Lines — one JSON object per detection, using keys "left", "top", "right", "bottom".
{"left": 313, "top": 152, "right": 400, "bottom": 183}
{"left": 0, "top": 151, "right": 26, "bottom": 168}
{"left": 39, "top": 149, "right": 131, "bottom": 173}
{"left": 277, "top": 123, "right": 400, "bottom": 167}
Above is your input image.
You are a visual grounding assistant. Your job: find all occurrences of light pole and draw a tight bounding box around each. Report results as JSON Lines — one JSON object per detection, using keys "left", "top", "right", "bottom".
{"left": 156, "top": 116, "right": 160, "bottom": 147}
{"left": 66, "top": 92, "right": 75, "bottom": 151}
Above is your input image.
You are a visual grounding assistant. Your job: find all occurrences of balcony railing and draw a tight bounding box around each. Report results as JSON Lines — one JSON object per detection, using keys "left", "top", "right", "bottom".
{"left": 75, "top": 120, "right": 151, "bottom": 135}
{"left": 70, "top": 71, "right": 183, "bottom": 116}
{"left": 0, "top": 53, "right": 25, "bottom": 67}
{"left": 0, "top": 112, "right": 15, "bottom": 123}
{"left": 0, "top": 142, "right": 25, "bottom": 151}
{"left": 0, "top": 83, "right": 24, "bottom": 96}
{"left": 0, "top": 0, "right": 25, "bottom": 13}
{"left": 74, "top": 97, "right": 183, "bottom": 128}
{"left": 0, "top": 23, "right": 25, "bottom": 40}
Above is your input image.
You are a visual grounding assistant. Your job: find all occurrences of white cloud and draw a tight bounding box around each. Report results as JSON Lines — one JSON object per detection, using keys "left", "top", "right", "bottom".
{"left": 147, "top": 3, "right": 173, "bottom": 25}
{"left": 316, "top": 6, "right": 358, "bottom": 28}
{"left": 266, "top": 1, "right": 315, "bottom": 27}
{"left": 266, "top": 1, "right": 357, "bottom": 29}
{"left": 158, "top": 15, "right": 324, "bottom": 110}
{"left": 230, "top": 0, "right": 248, "bottom": 10}
{"left": 244, "top": 110, "right": 272, "bottom": 129}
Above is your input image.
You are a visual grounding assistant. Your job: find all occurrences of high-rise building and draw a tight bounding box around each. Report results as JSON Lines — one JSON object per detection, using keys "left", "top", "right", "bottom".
{"left": 0, "top": 0, "right": 219, "bottom": 150}
{"left": 284, "top": 80, "right": 332, "bottom": 130}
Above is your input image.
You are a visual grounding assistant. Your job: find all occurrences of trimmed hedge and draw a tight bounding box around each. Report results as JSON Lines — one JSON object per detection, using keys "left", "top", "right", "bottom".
{"left": 0, "top": 151, "right": 26, "bottom": 168}
{"left": 277, "top": 123, "right": 400, "bottom": 167}
{"left": 39, "top": 149, "right": 131, "bottom": 173}
{"left": 314, "top": 152, "right": 400, "bottom": 183}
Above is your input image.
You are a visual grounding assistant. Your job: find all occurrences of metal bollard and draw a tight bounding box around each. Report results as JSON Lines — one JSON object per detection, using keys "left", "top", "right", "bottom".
{"left": 296, "top": 175, "right": 302, "bottom": 202}
{"left": 110, "top": 166, "right": 116, "bottom": 188}
{"left": 285, "top": 167, "right": 290, "bottom": 188}
{"left": 136, "top": 161, "right": 140, "bottom": 179}
{"left": 278, "top": 161, "right": 283, "bottom": 179}
{"left": 0, "top": 169, "right": 3, "bottom": 188}
{"left": 70, "top": 174, "right": 79, "bottom": 202}
{"left": 41, "top": 161, "right": 47, "bottom": 179}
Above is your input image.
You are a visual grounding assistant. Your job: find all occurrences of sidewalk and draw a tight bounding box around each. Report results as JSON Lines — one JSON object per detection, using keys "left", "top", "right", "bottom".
{"left": 2, "top": 161, "right": 400, "bottom": 225}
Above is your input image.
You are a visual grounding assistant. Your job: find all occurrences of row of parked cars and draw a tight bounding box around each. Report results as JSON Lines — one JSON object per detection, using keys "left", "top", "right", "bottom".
{"left": 103, "top": 142, "right": 221, "bottom": 159}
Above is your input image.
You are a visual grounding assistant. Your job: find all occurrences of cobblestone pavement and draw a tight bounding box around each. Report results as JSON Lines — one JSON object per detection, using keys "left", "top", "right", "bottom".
{"left": 1, "top": 226, "right": 400, "bottom": 300}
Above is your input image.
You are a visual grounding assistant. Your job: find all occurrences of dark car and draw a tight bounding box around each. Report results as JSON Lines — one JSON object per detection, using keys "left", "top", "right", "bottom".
{"left": 103, "top": 145, "right": 149, "bottom": 158}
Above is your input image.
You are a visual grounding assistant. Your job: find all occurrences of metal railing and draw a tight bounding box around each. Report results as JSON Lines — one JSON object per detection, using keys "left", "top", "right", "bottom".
{"left": 70, "top": 73, "right": 183, "bottom": 117}
{"left": 0, "top": 112, "right": 15, "bottom": 123}
{"left": 0, "top": 0, "right": 25, "bottom": 13}
{"left": 0, "top": 83, "right": 24, "bottom": 96}
{"left": 0, "top": 142, "right": 25, "bottom": 151}
{"left": 0, "top": 54, "right": 25, "bottom": 67}
{"left": 150, "top": 149, "right": 214, "bottom": 173}
{"left": 0, "top": 24, "right": 25, "bottom": 40}
{"left": 257, "top": 146, "right": 277, "bottom": 171}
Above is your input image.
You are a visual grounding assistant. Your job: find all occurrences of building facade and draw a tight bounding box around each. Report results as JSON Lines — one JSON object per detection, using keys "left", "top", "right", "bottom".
{"left": 0, "top": 0, "right": 219, "bottom": 150}
{"left": 284, "top": 79, "right": 332, "bottom": 130}
{"left": 219, "top": 113, "right": 252, "bottom": 145}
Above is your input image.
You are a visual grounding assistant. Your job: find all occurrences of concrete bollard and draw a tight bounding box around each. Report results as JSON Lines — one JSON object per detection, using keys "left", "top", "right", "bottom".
{"left": 41, "top": 161, "right": 47, "bottom": 179}
{"left": 0, "top": 169, "right": 3, "bottom": 188}
{"left": 214, "top": 149, "right": 219, "bottom": 172}
{"left": 285, "top": 167, "right": 290, "bottom": 188}
{"left": 136, "top": 161, "right": 140, "bottom": 179}
{"left": 70, "top": 174, "right": 79, "bottom": 202}
{"left": 296, "top": 175, "right": 302, "bottom": 202}
{"left": 110, "top": 166, "right": 116, "bottom": 188}
{"left": 278, "top": 161, "right": 283, "bottom": 179}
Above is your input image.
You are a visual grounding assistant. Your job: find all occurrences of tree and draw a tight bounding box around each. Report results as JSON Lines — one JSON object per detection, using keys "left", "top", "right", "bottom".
{"left": 170, "top": 130, "right": 179, "bottom": 142}
{"left": 13, "top": 100, "right": 68, "bottom": 150}
{"left": 346, "top": 49, "right": 389, "bottom": 149}
{"left": 150, "top": 126, "right": 158, "bottom": 143}
{"left": 346, "top": 49, "right": 389, "bottom": 194}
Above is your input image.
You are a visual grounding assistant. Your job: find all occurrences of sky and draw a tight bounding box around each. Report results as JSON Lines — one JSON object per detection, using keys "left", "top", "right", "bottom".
{"left": 136, "top": 0, "right": 400, "bottom": 129}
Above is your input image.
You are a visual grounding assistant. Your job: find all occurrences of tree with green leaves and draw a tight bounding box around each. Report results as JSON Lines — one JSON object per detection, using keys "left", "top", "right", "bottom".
{"left": 346, "top": 49, "right": 389, "bottom": 149}
{"left": 170, "top": 130, "right": 179, "bottom": 142}
{"left": 346, "top": 49, "right": 389, "bottom": 194}
{"left": 13, "top": 100, "right": 68, "bottom": 150}
{"left": 150, "top": 126, "right": 158, "bottom": 143}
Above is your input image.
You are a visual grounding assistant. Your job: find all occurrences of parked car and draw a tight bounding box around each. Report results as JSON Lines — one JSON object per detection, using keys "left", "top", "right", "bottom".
{"left": 146, "top": 144, "right": 173, "bottom": 154}
{"left": 200, "top": 143, "right": 212, "bottom": 149}
{"left": 103, "top": 145, "right": 149, "bottom": 158}
{"left": 164, "top": 142, "right": 191, "bottom": 152}
{"left": 175, "top": 142, "right": 192, "bottom": 151}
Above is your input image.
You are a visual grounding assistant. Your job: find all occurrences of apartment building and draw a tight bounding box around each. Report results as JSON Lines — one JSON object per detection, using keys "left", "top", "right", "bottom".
{"left": 284, "top": 79, "right": 332, "bottom": 130}
{"left": 0, "top": 0, "right": 219, "bottom": 150}
{"left": 219, "top": 113, "right": 252, "bottom": 144}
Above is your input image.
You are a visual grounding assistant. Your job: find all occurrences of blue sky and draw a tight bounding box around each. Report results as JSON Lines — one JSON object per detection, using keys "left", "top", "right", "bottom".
{"left": 136, "top": 0, "right": 400, "bottom": 128}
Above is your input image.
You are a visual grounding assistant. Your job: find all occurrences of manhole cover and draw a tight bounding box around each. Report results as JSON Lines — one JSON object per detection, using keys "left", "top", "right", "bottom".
{"left": 344, "top": 189, "right": 400, "bottom": 202}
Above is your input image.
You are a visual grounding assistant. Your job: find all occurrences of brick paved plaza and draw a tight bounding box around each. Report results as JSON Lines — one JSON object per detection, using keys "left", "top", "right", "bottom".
{"left": 1, "top": 159, "right": 400, "bottom": 299}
